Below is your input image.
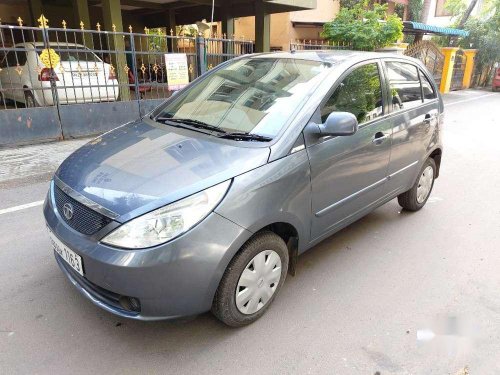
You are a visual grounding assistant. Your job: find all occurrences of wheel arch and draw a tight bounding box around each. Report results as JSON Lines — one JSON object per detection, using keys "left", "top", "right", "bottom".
{"left": 429, "top": 148, "right": 442, "bottom": 178}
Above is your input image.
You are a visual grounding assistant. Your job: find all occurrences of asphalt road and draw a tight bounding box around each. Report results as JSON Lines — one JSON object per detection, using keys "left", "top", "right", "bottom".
{"left": 1, "top": 89, "right": 499, "bottom": 374}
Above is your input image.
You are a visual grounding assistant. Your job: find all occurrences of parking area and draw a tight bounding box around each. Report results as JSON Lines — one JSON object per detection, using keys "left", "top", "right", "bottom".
{"left": 0, "top": 89, "right": 499, "bottom": 374}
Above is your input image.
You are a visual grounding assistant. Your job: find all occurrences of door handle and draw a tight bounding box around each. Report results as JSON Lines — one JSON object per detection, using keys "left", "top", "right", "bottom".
{"left": 372, "top": 132, "right": 389, "bottom": 144}
{"left": 423, "top": 113, "right": 435, "bottom": 131}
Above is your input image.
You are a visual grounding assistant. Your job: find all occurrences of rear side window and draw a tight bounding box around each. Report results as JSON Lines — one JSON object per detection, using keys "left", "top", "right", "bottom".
{"left": 386, "top": 61, "right": 422, "bottom": 111}
{"left": 420, "top": 70, "right": 437, "bottom": 100}
{"left": 321, "top": 63, "right": 383, "bottom": 125}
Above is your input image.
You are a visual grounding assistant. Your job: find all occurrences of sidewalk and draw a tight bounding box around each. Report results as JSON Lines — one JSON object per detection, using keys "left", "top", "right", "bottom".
{"left": 0, "top": 138, "right": 89, "bottom": 187}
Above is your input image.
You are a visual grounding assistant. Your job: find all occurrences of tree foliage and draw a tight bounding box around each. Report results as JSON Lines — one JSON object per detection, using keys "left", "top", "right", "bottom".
{"left": 321, "top": 1, "right": 403, "bottom": 51}
{"left": 408, "top": 0, "right": 423, "bottom": 21}
{"left": 441, "top": 0, "right": 500, "bottom": 84}
{"left": 459, "top": 5, "right": 500, "bottom": 71}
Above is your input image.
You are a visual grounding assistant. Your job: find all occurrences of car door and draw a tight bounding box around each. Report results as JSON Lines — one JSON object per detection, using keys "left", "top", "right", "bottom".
{"left": 305, "top": 60, "right": 393, "bottom": 241}
{"left": 382, "top": 60, "right": 438, "bottom": 194}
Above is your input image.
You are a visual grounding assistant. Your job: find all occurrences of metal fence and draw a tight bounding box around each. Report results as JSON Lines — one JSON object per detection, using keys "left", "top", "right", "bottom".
{"left": 0, "top": 19, "right": 253, "bottom": 145}
{"left": 290, "top": 40, "right": 352, "bottom": 51}
{"left": 404, "top": 40, "right": 444, "bottom": 89}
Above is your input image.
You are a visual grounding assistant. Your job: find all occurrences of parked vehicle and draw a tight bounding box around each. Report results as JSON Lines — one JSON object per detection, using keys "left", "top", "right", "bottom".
{"left": 493, "top": 68, "right": 500, "bottom": 91}
{"left": 0, "top": 43, "right": 119, "bottom": 107}
{"left": 44, "top": 51, "right": 443, "bottom": 326}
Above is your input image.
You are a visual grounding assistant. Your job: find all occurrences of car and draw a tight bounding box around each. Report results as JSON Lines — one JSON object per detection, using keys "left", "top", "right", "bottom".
{"left": 0, "top": 42, "right": 119, "bottom": 107}
{"left": 44, "top": 51, "right": 443, "bottom": 326}
{"left": 493, "top": 67, "right": 500, "bottom": 92}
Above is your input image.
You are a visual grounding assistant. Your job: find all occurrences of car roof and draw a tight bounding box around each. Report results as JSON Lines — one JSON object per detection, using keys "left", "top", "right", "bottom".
{"left": 248, "top": 50, "right": 420, "bottom": 66}
{"left": 14, "top": 42, "right": 89, "bottom": 48}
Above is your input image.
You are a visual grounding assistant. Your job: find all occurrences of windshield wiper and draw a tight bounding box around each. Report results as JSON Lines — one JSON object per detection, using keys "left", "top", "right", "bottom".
{"left": 155, "top": 117, "right": 227, "bottom": 134}
{"left": 219, "top": 132, "right": 272, "bottom": 142}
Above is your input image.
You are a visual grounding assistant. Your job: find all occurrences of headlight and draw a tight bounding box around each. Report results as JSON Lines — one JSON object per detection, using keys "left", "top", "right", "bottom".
{"left": 101, "top": 180, "right": 231, "bottom": 249}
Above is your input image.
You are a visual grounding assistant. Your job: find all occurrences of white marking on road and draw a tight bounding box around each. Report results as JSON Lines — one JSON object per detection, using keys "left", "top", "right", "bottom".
{"left": 446, "top": 93, "right": 496, "bottom": 107}
{"left": 0, "top": 200, "right": 44, "bottom": 215}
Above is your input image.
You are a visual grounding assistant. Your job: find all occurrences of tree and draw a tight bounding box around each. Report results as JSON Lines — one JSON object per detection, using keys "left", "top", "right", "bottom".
{"left": 414, "top": 0, "right": 432, "bottom": 42}
{"left": 457, "top": 0, "right": 479, "bottom": 27}
{"left": 321, "top": 1, "right": 403, "bottom": 51}
{"left": 458, "top": 0, "right": 500, "bottom": 85}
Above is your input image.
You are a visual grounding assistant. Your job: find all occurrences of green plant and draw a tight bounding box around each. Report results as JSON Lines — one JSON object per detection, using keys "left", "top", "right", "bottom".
{"left": 321, "top": 1, "right": 403, "bottom": 51}
{"left": 460, "top": 16, "right": 500, "bottom": 84}
{"left": 146, "top": 27, "right": 167, "bottom": 52}
{"left": 441, "top": 0, "right": 500, "bottom": 85}
{"left": 408, "top": 0, "right": 423, "bottom": 21}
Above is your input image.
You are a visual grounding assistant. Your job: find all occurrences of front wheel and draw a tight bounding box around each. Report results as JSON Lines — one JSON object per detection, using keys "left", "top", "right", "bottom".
{"left": 212, "top": 231, "right": 289, "bottom": 327}
{"left": 398, "top": 158, "right": 436, "bottom": 211}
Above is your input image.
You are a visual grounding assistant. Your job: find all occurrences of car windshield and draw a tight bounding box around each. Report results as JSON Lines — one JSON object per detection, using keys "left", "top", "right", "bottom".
{"left": 155, "top": 57, "right": 330, "bottom": 138}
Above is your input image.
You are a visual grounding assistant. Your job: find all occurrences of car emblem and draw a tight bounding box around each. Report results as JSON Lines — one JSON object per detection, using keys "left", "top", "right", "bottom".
{"left": 62, "top": 203, "right": 74, "bottom": 220}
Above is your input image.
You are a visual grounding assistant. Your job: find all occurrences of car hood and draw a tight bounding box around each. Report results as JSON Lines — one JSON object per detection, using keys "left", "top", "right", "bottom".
{"left": 55, "top": 119, "right": 270, "bottom": 221}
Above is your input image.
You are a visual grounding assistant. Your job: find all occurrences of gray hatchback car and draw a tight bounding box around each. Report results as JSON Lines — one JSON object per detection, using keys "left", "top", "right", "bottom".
{"left": 44, "top": 51, "right": 443, "bottom": 326}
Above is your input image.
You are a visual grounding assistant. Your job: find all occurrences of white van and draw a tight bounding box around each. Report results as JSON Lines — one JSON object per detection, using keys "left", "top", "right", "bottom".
{"left": 0, "top": 43, "right": 119, "bottom": 107}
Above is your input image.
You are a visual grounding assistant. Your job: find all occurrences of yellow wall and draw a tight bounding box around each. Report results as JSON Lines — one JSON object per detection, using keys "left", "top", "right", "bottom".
{"left": 234, "top": 0, "right": 339, "bottom": 51}
{"left": 290, "top": 0, "right": 339, "bottom": 23}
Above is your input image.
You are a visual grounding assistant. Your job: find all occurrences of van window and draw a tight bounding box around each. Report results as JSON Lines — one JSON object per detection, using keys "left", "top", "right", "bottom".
{"left": 48, "top": 46, "right": 101, "bottom": 62}
{"left": 420, "top": 70, "right": 437, "bottom": 100}
{"left": 386, "top": 61, "right": 422, "bottom": 111}
{"left": 321, "top": 63, "right": 383, "bottom": 125}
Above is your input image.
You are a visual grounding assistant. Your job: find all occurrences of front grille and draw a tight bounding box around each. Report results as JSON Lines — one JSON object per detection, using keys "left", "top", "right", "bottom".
{"left": 54, "top": 185, "right": 112, "bottom": 235}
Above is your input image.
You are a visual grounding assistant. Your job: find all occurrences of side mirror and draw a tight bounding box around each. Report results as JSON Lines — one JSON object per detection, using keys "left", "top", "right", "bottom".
{"left": 319, "top": 112, "right": 358, "bottom": 137}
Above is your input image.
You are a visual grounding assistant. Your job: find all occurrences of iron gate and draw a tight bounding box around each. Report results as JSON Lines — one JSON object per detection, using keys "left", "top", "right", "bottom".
{"left": 404, "top": 41, "right": 444, "bottom": 88}
{"left": 0, "top": 18, "right": 253, "bottom": 146}
{"left": 450, "top": 49, "right": 466, "bottom": 91}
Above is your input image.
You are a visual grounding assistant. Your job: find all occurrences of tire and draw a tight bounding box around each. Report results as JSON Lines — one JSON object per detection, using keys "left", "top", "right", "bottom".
{"left": 24, "top": 90, "right": 37, "bottom": 108}
{"left": 398, "top": 157, "right": 436, "bottom": 211}
{"left": 212, "top": 231, "right": 289, "bottom": 327}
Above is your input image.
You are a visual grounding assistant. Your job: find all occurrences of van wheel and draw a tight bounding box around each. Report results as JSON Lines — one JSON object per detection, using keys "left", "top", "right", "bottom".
{"left": 398, "top": 158, "right": 436, "bottom": 211}
{"left": 24, "top": 91, "right": 37, "bottom": 108}
{"left": 212, "top": 231, "right": 289, "bottom": 327}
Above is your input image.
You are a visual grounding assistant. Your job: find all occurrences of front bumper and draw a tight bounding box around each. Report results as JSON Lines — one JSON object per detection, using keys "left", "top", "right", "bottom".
{"left": 44, "top": 184, "right": 251, "bottom": 320}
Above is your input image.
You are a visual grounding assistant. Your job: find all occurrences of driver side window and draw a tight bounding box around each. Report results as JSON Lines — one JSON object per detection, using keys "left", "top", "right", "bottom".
{"left": 321, "top": 63, "right": 383, "bottom": 125}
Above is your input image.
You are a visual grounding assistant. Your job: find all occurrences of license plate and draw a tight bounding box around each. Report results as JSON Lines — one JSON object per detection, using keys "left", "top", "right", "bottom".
{"left": 47, "top": 227, "right": 84, "bottom": 276}
{"left": 71, "top": 71, "right": 98, "bottom": 78}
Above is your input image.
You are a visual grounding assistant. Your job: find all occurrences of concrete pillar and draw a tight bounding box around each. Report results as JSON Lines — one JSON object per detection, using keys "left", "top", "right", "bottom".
{"left": 166, "top": 9, "right": 177, "bottom": 52}
{"left": 222, "top": 6, "right": 234, "bottom": 38}
{"left": 439, "top": 47, "right": 459, "bottom": 94}
{"left": 462, "top": 49, "right": 478, "bottom": 89}
{"left": 72, "top": 0, "right": 92, "bottom": 46}
{"left": 102, "top": 0, "right": 130, "bottom": 100}
{"left": 255, "top": 0, "right": 270, "bottom": 52}
{"left": 387, "top": 1, "right": 395, "bottom": 14}
{"left": 222, "top": 5, "right": 234, "bottom": 55}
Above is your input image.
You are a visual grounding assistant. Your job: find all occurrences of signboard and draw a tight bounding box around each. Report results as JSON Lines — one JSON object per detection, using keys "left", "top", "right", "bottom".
{"left": 164, "top": 53, "right": 189, "bottom": 91}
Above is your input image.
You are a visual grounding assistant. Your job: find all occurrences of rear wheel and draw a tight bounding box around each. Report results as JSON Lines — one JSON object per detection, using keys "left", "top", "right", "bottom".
{"left": 398, "top": 158, "right": 436, "bottom": 211}
{"left": 24, "top": 90, "right": 37, "bottom": 108}
{"left": 212, "top": 231, "right": 289, "bottom": 327}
